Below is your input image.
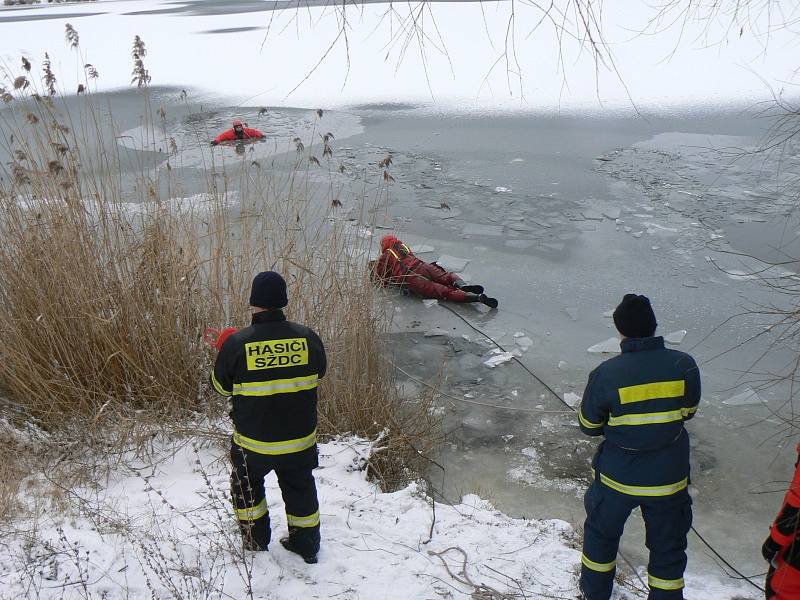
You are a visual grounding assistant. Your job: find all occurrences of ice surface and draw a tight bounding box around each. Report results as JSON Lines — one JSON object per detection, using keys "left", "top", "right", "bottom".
{"left": 603, "top": 208, "right": 621, "bottom": 220}
{"left": 602, "top": 310, "right": 614, "bottom": 318}
{"left": 463, "top": 223, "right": 505, "bottom": 236}
{"left": 664, "top": 330, "right": 687, "bottom": 345}
{"left": 582, "top": 209, "right": 604, "bottom": 221}
{"left": 723, "top": 388, "right": 763, "bottom": 406}
{"left": 422, "top": 299, "right": 439, "bottom": 308}
{"left": 515, "top": 336, "right": 533, "bottom": 350}
{"left": 413, "top": 244, "right": 435, "bottom": 254}
{"left": 587, "top": 337, "right": 621, "bottom": 354}
{"left": 484, "top": 351, "right": 515, "bottom": 368}
{"left": 564, "top": 307, "right": 580, "bottom": 321}
{"left": 435, "top": 255, "right": 470, "bottom": 272}
{"left": 563, "top": 392, "right": 582, "bottom": 408}
{"left": 513, "top": 331, "right": 526, "bottom": 338}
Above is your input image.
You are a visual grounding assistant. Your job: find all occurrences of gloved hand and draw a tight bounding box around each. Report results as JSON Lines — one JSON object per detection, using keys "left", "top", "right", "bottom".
{"left": 763, "top": 535, "right": 782, "bottom": 568}
{"left": 203, "top": 327, "right": 238, "bottom": 351}
{"left": 479, "top": 294, "right": 499, "bottom": 309}
{"left": 210, "top": 140, "right": 219, "bottom": 147}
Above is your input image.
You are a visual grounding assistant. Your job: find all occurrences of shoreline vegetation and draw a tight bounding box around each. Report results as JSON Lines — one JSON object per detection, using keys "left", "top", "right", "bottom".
{"left": 0, "top": 34, "right": 441, "bottom": 521}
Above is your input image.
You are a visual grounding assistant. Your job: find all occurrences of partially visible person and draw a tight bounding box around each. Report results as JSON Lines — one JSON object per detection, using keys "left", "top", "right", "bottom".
{"left": 211, "top": 119, "right": 265, "bottom": 146}
{"left": 763, "top": 444, "right": 800, "bottom": 599}
{"left": 210, "top": 271, "right": 325, "bottom": 564}
{"left": 578, "top": 294, "right": 700, "bottom": 600}
{"left": 371, "top": 235, "right": 498, "bottom": 308}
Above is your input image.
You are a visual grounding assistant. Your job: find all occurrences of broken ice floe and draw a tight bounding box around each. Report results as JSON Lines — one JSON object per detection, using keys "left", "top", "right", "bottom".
{"left": 435, "top": 255, "right": 470, "bottom": 272}
{"left": 463, "top": 223, "right": 504, "bottom": 236}
{"left": 664, "top": 330, "right": 687, "bottom": 345}
{"left": 563, "top": 392, "right": 581, "bottom": 408}
{"left": 513, "top": 331, "right": 526, "bottom": 338}
{"left": 558, "top": 360, "right": 568, "bottom": 370}
{"left": 424, "top": 327, "right": 448, "bottom": 337}
{"left": 422, "top": 299, "right": 438, "bottom": 308}
{"left": 494, "top": 186, "right": 512, "bottom": 193}
{"left": 587, "top": 337, "right": 621, "bottom": 354}
{"left": 484, "top": 350, "right": 515, "bottom": 368}
{"left": 722, "top": 388, "right": 763, "bottom": 407}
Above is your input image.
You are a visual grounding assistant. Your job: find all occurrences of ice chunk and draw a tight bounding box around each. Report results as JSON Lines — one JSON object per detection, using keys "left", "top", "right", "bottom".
{"left": 494, "top": 186, "right": 512, "bottom": 193}
{"left": 424, "top": 327, "right": 448, "bottom": 337}
{"left": 357, "top": 227, "right": 373, "bottom": 238}
{"left": 722, "top": 388, "right": 763, "bottom": 406}
{"left": 511, "top": 158, "right": 525, "bottom": 163}
{"left": 602, "top": 310, "right": 614, "bottom": 318}
{"left": 484, "top": 352, "right": 515, "bottom": 368}
{"left": 513, "top": 331, "right": 526, "bottom": 338}
{"left": 664, "top": 330, "right": 687, "bottom": 345}
{"left": 624, "top": 226, "right": 633, "bottom": 233}
{"left": 632, "top": 231, "right": 643, "bottom": 238}
{"left": 587, "top": 337, "right": 621, "bottom": 354}
{"left": 422, "top": 299, "right": 438, "bottom": 308}
{"left": 435, "top": 255, "right": 470, "bottom": 272}
{"left": 563, "top": 392, "right": 581, "bottom": 408}
{"left": 558, "top": 360, "right": 568, "bottom": 370}
{"left": 603, "top": 208, "right": 621, "bottom": 220}
{"left": 515, "top": 336, "right": 533, "bottom": 350}
{"left": 582, "top": 209, "right": 604, "bottom": 221}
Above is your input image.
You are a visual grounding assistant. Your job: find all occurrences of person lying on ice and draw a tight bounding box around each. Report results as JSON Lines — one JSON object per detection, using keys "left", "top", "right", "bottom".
{"left": 371, "top": 235, "right": 498, "bottom": 308}
{"left": 763, "top": 444, "right": 800, "bottom": 599}
{"left": 210, "top": 119, "right": 265, "bottom": 146}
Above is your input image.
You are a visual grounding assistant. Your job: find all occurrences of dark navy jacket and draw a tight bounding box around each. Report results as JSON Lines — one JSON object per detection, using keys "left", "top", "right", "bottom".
{"left": 579, "top": 336, "right": 700, "bottom": 496}
{"left": 211, "top": 310, "right": 326, "bottom": 466}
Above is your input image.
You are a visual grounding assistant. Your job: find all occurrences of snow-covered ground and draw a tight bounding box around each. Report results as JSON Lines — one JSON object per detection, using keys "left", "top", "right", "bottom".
{"left": 0, "top": 435, "right": 757, "bottom": 599}
{"left": 1, "top": 0, "right": 797, "bottom": 112}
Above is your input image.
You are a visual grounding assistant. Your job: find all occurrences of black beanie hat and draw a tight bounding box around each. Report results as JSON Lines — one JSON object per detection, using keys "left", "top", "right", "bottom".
{"left": 249, "top": 271, "right": 288, "bottom": 309}
{"left": 613, "top": 294, "right": 657, "bottom": 338}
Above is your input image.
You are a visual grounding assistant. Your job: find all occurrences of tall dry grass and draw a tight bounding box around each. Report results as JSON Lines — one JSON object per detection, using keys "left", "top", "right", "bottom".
{"left": 0, "top": 40, "right": 440, "bottom": 502}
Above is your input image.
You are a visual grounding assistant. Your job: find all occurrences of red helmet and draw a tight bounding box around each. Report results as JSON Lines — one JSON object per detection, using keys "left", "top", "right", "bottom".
{"left": 380, "top": 234, "right": 400, "bottom": 252}
{"left": 232, "top": 119, "right": 243, "bottom": 127}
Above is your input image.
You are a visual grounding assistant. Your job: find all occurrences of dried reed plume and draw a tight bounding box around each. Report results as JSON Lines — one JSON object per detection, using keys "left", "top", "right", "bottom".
{"left": 131, "top": 35, "right": 151, "bottom": 87}
{"left": 65, "top": 23, "right": 79, "bottom": 48}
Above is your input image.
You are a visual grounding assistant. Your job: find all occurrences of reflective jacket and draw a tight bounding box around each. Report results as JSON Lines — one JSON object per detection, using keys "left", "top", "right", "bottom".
{"left": 764, "top": 445, "right": 800, "bottom": 598}
{"left": 211, "top": 310, "right": 326, "bottom": 465}
{"left": 578, "top": 336, "right": 700, "bottom": 497}
{"left": 214, "top": 127, "right": 265, "bottom": 144}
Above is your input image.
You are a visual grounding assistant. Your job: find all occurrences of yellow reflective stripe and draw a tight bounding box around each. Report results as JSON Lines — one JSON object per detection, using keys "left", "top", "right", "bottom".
{"left": 287, "top": 510, "right": 320, "bottom": 528}
{"left": 401, "top": 244, "right": 411, "bottom": 254}
{"left": 607, "top": 406, "right": 696, "bottom": 426}
{"left": 235, "top": 498, "right": 268, "bottom": 521}
{"left": 578, "top": 404, "right": 605, "bottom": 429}
{"left": 233, "top": 429, "right": 317, "bottom": 455}
{"left": 598, "top": 472, "right": 688, "bottom": 497}
{"left": 211, "top": 371, "right": 231, "bottom": 396}
{"left": 232, "top": 375, "right": 318, "bottom": 397}
{"left": 388, "top": 249, "right": 400, "bottom": 260}
{"left": 618, "top": 380, "right": 685, "bottom": 404}
{"left": 648, "top": 574, "right": 685, "bottom": 590}
{"left": 581, "top": 553, "right": 616, "bottom": 573}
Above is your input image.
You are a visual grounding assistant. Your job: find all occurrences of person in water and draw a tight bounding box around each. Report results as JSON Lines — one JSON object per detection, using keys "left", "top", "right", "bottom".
{"left": 211, "top": 119, "right": 265, "bottom": 146}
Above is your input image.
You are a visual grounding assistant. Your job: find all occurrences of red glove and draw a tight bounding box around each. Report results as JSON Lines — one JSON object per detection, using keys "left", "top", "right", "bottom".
{"left": 203, "top": 327, "right": 238, "bottom": 351}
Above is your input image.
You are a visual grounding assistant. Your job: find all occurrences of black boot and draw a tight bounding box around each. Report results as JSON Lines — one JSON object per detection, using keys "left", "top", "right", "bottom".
{"left": 280, "top": 535, "right": 318, "bottom": 564}
{"left": 479, "top": 294, "right": 498, "bottom": 309}
{"left": 454, "top": 280, "right": 484, "bottom": 294}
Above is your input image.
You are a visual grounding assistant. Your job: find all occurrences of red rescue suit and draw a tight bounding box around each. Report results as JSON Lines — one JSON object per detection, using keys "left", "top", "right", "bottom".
{"left": 764, "top": 444, "right": 800, "bottom": 599}
{"left": 214, "top": 126, "right": 265, "bottom": 144}
{"left": 374, "top": 240, "right": 471, "bottom": 302}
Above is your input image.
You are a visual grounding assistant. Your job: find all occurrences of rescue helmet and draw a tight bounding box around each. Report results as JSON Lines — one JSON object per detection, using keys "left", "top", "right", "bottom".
{"left": 380, "top": 234, "right": 400, "bottom": 252}
{"left": 232, "top": 119, "right": 243, "bottom": 127}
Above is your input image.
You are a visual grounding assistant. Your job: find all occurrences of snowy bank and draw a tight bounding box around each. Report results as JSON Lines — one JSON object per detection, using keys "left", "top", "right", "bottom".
{"left": 0, "top": 436, "right": 758, "bottom": 599}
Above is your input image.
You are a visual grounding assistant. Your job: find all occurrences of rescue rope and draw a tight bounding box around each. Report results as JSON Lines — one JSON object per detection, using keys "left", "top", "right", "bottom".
{"left": 435, "top": 302, "right": 767, "bottom": 594}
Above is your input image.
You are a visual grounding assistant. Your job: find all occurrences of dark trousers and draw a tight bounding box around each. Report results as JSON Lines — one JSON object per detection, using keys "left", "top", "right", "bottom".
{"left": 230, "top": 444, "right": 321, "bottom": 554}
{"left": 580, "top": 482, "right": 692, "bottom": 600}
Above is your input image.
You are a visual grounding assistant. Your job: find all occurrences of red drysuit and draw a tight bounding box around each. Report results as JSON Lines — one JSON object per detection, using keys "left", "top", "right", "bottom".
{"left": 213, "top": 122, "right": 265, "bottom": 144}
{"left": 764, "top": 444, "right": 800, "bottom": 599}
{"left": 373, "top": 238, "right": 471, "bottom": 302}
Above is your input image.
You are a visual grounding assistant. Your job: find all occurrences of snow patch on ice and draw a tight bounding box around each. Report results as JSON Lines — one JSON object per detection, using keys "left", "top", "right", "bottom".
{"left": 664, "top": 330, "right": 687, "bottom": 345}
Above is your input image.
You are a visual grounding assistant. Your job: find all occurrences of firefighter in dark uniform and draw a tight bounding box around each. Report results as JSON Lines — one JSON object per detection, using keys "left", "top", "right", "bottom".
{"left": 578, "top": 294, "right": 701, "bottom": 600}
{"left": 211, "top": 271, "right": 326, "bottom": 564}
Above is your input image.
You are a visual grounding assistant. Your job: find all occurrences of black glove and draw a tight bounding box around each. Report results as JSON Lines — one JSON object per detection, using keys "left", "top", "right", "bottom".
{"left": 763, "top": 536, "right": 782, "bottom": 566}
{"left": 480, "top": 294, "right": 499, "bottom": 309}
{"left": 210, "top": 140, "right": 218, "bottom": 147}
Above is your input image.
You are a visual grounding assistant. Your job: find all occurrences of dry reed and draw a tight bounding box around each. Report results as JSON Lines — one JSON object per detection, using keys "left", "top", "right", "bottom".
{"left": 0, "top": 43, "right": 440, "bottom": 507}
